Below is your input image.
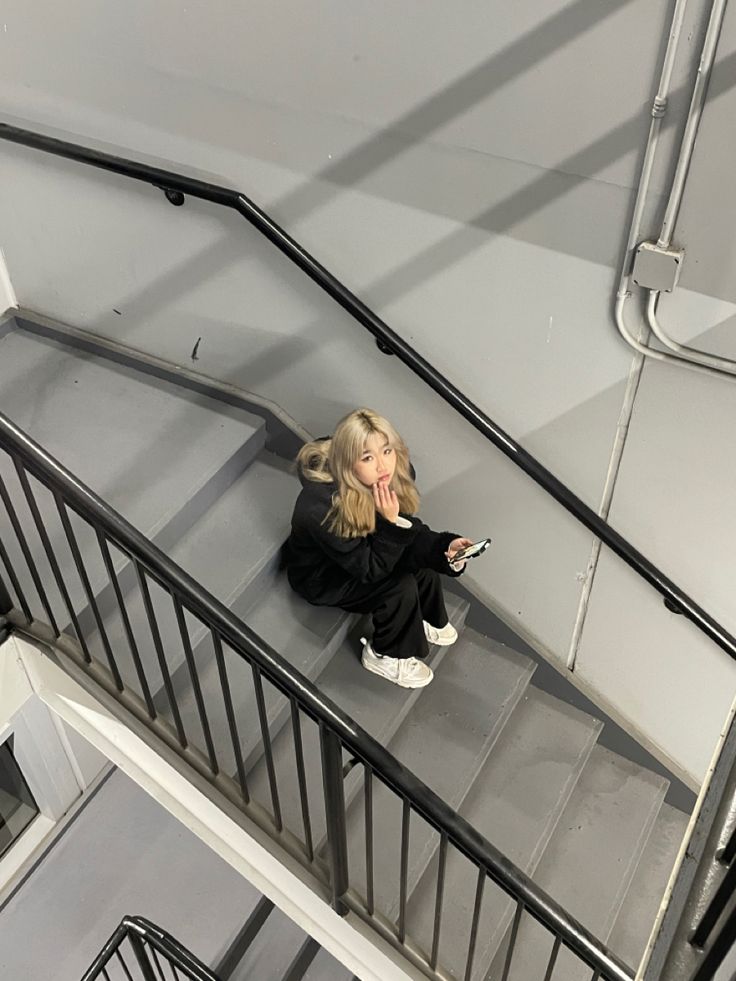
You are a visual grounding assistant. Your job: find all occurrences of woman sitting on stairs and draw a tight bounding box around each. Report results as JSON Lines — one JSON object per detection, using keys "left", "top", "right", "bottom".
{"left": 284, "top": 408, "right": 471, "bottom": 690}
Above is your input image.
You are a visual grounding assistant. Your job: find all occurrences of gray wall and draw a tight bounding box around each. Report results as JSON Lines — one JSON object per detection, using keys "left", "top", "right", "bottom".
{"left": 1, "top": 0, "right": 735, "bottom": 786}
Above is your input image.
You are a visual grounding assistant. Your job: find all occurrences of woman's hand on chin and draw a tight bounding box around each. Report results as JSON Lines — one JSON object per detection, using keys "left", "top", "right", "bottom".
{"left": 373, "top": 480, "right": 400, "bottom": 523}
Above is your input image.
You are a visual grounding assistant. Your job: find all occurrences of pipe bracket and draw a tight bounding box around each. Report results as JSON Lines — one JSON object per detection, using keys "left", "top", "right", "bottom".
{"left": 652, "top": 96, "right": 668, "bottom": 118}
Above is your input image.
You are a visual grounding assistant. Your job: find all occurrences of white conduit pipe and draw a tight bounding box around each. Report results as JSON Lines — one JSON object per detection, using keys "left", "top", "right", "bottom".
{"left": 614, "top": 0, "right": 693, "bottom": 369}
{"left": 644, "top": 0, "right": 735, "bottom": 379}
{"left": 659, "top": 0, "right": 729, "bottom": 248}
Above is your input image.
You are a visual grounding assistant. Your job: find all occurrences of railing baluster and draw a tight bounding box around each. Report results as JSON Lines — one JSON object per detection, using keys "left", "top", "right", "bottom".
{"left": 55, "top": 494, "right": 120, "bottom": 677}
{"left": 718, "top": 820, "right": 736, "bottom": 866}
{"left": 499, "top": 901, "right": 524, "bottom": 981}
{"left": 0, "top": 472, "right": 59, "bottom": 633}
{"left": 172, "top": 596, "right": 218, "bottom": 775}
{"left": 13, "top": 459, "right": 92, "bottom": 648}
{"left": 365, "top": 766, "right": 374, "bottom": 916}
{"left": 430, "top": 834, "right": 448, "bottom": 970}
{"left": 115, "top": 948, "right": 135, "bottom": 981}
{"left": 128, "top": 933, "right": 157, "bottom": 981}
{"left": 150, "top": 946, "right": 167, "bottom": 981}
{"left": 0, "top": 532, "right": 32, "bottom": 622}
{"left": 101, "top": 968, "right": 111, "bottom": 981}
{"left": 96, "top": 531, "right": 156, "bottom": 717}
{"left": 398, "top": 798, "right": 411, "bottom": 943}
{"left": 290, "top": 698, "right": 313, "bottom": 861}
{"left": 543, "top": 934, "right": 562, "bottom": 981}
{"left": 251, "top": 662, "right": 282, "bottom": 831}
{"left": 464, "top": 868, "right": 486, "bottom": 981}
{"left": 135, "top": 563, "right": 187, "bottom": 748}
{"left": 690, "top": 897, "right": 736, "bottom": 981}
{"left": 320, "top": 724, "right": 349, "bottom": 916}
{"left": 690, "top": 852, "right": 736, "bottom": 949}
{"left": 0, "top": 569, "right": 12, "bottom": 643}
{"left": 211, "top": 631, "right": 249, "bottom": 804}
{"left": 14, "top": 462, "right": 89, "bottom": 644}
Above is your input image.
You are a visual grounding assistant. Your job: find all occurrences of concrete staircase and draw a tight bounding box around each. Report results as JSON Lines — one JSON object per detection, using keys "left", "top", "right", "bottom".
{"left": 0, "top": 320, "right": 689, "bottom": 980}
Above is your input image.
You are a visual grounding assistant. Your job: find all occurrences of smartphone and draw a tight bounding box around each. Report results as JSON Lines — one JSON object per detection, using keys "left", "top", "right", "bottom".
{"left": 451, "top": 538, "right": 491, "bottom": 562}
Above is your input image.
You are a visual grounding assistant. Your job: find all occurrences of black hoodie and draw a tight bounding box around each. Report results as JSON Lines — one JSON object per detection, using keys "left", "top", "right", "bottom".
{"left": 285, "top": 463, "right": 463, "bottom": 607}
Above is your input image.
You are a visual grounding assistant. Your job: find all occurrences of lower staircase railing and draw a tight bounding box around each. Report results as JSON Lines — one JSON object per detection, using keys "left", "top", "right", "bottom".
{"left": 0, "top": 408, "right": 633, "bottom": 980}
{"left": 81, "top": 915, "right": 220, "bottom": 981}
{"left": 642, "top": 703, "right": 736, "bottom": 981}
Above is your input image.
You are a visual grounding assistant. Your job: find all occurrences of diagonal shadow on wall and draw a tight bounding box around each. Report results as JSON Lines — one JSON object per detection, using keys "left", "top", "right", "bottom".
{"left": 270, "top": 0, "right": 642, "bottom": 224}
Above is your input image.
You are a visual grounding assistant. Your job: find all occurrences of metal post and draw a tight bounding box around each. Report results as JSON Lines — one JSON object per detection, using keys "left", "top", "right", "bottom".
{"left": 319, "top": 724, "right": 350, "bottom": 916}
{"left": 0, "top": 571, "right": 13, "bottom": 645}
{"left": 128, "top": 932, "right": 159, "bottom": 981}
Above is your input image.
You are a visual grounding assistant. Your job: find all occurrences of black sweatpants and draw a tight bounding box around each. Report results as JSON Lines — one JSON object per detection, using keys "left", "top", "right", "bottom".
{"left": 335, "top": 548, "right": 449, "bottom": 661}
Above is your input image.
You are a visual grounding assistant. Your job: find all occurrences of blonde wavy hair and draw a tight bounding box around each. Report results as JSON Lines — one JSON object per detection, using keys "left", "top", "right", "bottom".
{"left": 296, "top": 408, "right": 420, "bottom": 538}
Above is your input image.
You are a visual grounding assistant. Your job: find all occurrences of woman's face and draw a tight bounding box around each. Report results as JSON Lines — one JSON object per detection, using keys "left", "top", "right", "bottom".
{"left": 353, "top": 432, "right": 396, "bottom": 489}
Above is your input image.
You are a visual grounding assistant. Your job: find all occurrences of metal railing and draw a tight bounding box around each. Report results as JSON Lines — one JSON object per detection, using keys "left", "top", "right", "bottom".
{"left": 80, "top": 916, "right": 220, "bottom": 981}
{"left": 2, "top": 122, "right": 735, "bottom": 668}
{"left": 643, "top": 706, "right": 736, "bottom": 981}
{"left": 0, "top": 414, "right": 631, "bottom": 981}
{"left": 4, "top": 120, "right": 731, "bottom": 979}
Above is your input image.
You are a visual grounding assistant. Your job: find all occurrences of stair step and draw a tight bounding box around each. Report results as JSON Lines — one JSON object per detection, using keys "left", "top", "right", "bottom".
{"left": 244, "top": 592, "right": 470, "bottom": 857}
{"left": 344, "top": 630, "right": 536, "bottom": 922}
{"left": 406, "top": 686, "right": 602, "bottom": 980}
{"left": 166, "top": 450, "right": 298, "bottom": 609}
{"left": 491, "top": 744, "right": 669, "bottom": 981}
{"left": 0, "top": 327, "right": 264, "bottom": 627}
{"left": 607, "top": 801, "right": 689, "bottom": 973}
{"left": 81, "top": 451, "right": 297, "bottom": 702}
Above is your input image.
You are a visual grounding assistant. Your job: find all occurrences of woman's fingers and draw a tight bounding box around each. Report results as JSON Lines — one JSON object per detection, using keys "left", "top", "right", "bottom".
{"left": 372, "top": 481, "right": 399, "bottom": 521}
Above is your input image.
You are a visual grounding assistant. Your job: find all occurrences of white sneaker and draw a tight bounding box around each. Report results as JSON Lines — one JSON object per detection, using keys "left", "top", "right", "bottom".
{"left": 360, "top": 638, "right": 433, "bottom": 689}
{"left": 423, "top": 620, "right": 458, "bottom": 646}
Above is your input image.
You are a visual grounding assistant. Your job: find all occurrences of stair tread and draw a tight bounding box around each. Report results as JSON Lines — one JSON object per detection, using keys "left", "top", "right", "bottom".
{"left": 244, "top": 592, "right": 470, "bottom": 854}
{"left": 168, "top": 450, "right": 298, "bottom": 606}
{"left": 406, "top": 685, "right": 602, "bottom": 980}
{"left": 493, "top": 743, "right": 669, "bottom": 981}
{"left": 607, "top": 800, "right": 689, "bottom": 972}
{"left": 0, "top": 328, "right": 264, "bottom": 622}
{"left": 343, "top": 630, "right": 536, "bottom": 920}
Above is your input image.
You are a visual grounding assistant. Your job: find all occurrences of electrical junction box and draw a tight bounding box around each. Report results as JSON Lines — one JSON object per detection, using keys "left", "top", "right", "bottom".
{"left": 632, "top": 242, "right": 685, "bottom": 292}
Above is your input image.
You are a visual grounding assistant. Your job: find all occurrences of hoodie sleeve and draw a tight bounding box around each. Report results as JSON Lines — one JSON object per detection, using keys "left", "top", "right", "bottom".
{"left": 406, "top": 459, "right": 464, "bottom": 577}
{"left": 310, "top": 513, "right": 420, "bottom": 583}
{"left": 409, "top": 520, "right": 466, "bottom": 577}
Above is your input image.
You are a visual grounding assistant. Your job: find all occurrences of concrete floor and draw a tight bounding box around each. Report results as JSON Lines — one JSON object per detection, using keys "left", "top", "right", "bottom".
{"left": 0, "top": 766, "right": 265, "bottom": 980}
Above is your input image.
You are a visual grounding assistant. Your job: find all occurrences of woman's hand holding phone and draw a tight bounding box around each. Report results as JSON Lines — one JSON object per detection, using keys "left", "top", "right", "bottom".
{"left": 446, "top": 537, "right": 473, "bottom": 571}
{"left": 446, "top": 537, "right": 473, "bottom": 561}
{"left": 446, "top": 537, "right": 492, "bottom": 568}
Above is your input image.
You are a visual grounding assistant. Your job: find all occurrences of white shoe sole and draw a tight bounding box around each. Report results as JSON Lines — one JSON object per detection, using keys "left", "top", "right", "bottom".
{"left": 362, "top": 656, "right": 433, "bottom": 689}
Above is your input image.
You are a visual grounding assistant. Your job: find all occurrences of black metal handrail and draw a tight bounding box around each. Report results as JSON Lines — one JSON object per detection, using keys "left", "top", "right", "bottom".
{"left": 80, "top": 915, "right": 220, "bottom": 981}
{"left": 0, "top": 412, "right": 631, "bottom": 980}
{"left": 2, "top": 121, "right": 735, "bottom": 665}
